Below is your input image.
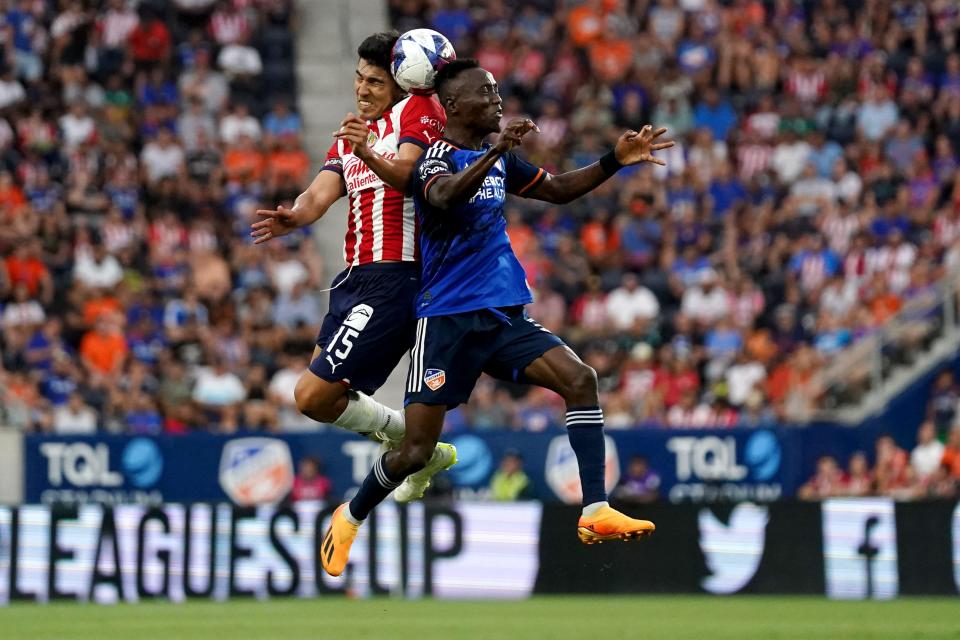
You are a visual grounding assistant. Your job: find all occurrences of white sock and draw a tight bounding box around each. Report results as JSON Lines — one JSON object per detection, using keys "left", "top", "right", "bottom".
{"left": 581, "top": 501, "right": 609, "bottom": 517}
{"left": 333, "top": 390, "right": 405, "bottom": 440}
{"left": 343, "top": 504, "right": 363, "bottom": 525}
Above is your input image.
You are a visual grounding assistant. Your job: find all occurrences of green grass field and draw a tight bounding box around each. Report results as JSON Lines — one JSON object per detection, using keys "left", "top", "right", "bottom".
{"left": 1, "top": 596, "right": 958, "bottom": 640}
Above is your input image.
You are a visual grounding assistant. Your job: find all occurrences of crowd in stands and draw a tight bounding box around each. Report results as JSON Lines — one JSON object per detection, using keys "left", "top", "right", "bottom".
{"left": 0, "top": 0, "right": 322, "bottom": 434}
{"left": 392, "top": 0, "right": 960, "bottom": 431}
{"left": 799, "top": 368, "right": 960, "bottom": 499}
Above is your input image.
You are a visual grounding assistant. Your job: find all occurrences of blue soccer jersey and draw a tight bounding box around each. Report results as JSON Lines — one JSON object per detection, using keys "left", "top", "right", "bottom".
{"left": 410, "top": 139, "right": 546, "bottom": 317}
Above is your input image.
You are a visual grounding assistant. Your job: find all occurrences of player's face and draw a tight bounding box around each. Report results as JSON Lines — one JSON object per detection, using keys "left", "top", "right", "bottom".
{"left": 354, "top": 59, "right": 402, "bottom": 120}
{"left": 454, "top": 68, "right": 503, "bottom": 135}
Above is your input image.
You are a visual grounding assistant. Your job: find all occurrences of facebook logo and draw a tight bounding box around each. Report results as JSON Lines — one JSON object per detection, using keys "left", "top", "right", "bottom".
{"left": 822, "top": 498, "right": 898, "bottom": 600}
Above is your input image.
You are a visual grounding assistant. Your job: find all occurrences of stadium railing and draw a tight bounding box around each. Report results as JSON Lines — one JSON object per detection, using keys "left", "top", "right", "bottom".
{"left": 791, "top": 265, "right": 960, "bottom": 423}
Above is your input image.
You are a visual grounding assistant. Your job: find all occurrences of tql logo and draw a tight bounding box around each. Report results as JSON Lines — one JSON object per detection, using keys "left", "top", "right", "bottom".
{"left": 39, "top": 438, "right": 164, "bottom": 488}
{"left": 667, "top": 430, "right": 781, "bottom": 482}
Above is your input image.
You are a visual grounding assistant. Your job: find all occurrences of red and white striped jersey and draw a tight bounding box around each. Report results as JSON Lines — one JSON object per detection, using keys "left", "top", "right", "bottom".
{"left": 322, "top": 94, "right": 445, "bottom": 266}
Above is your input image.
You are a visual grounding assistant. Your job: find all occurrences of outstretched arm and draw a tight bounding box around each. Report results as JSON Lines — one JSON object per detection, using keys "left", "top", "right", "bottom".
{"left": 426, "top": 119, "right": 539, "bottom": 210}
{"left": 526, "top": 126, "right": 674, "bottom": 204}
{"left": 250, "top": 169, "right": 343, "bottom": 244}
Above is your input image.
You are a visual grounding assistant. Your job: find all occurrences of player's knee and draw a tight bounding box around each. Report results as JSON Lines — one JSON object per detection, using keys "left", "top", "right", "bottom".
{"left": 396, "top": 440, "right": 435, "bottom": 475}
{"left": 566, "top": 363, "right": 599, "bottom": 401}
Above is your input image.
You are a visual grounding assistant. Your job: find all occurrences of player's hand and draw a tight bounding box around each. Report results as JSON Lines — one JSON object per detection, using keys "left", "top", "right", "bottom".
{"left": 334, "top": 113, "right": 372, "bottom": 160}
{"left": 250, "top": 205, "right": 298, "bottom": 244}
{"left": 614, "top": 125, "right": 674, "bottom": 166}
{"left": 493, "top": 118, "right": 539, "bottom": 153}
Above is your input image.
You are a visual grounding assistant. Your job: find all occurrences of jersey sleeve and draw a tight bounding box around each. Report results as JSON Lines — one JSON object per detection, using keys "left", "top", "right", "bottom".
{"left": 320, "top": 140, "right": 343, "bottom": 175}
{"left": 504, "top": 151, "right": 547, "bottom": 196}
{"left": 398, "top": 95, "right": 446, "bottom": 149}
{"left": 411, "top": 144, "right": 456, "bottom": 203}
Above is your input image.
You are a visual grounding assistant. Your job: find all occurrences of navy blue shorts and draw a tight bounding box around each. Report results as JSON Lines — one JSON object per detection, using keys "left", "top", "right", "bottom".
{"left": 310, "top": 263, "right": 419, "bottom": 395}
{"left": 404, "top": 306, "right": 565, "bottom": 407}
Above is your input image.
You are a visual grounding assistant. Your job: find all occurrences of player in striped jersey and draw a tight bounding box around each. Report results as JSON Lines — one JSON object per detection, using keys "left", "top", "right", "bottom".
{"left": 251, "top": 32, "right": 455, "bottom": 500}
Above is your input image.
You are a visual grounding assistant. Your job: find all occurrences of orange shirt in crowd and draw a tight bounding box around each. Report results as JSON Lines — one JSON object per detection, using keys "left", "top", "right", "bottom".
{"left": 5, "top": 256, "right": 48, "bottom": 296}
{"left": 580, "top": 220, "right": 620, "bottom": 259}
{"left": 0, "top": 183, "right": 26, "bottom": 214}
{"left": 567, "top": 4, "right": 605, "bottom": 47}
{"left": 589, "top": 40, "right": 632, "bottom": 82}
{"left": 507, "top": 223, "right": 535, "bottom": 259}
{"left": 224, "top": 147, "right": 265, "bottom": 181}
{"left": 83, "top": 296, "right": 123, "bottom": 326}
{"left": 80, "top": 330, "right": 128, "bottom": 374}
{"left": 268, "top": 149, "right": 310, "bottom": 184}
{"left": 870, "top": 292, "right": 902, "bottom": 324}
{"left": 941, "top": 447, "right": 960, "bottom": 479}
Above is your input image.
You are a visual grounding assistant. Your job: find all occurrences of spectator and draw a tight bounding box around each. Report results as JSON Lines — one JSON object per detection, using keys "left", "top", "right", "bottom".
{"left": 911, "top": 421, "right": 946, "bottom": 481}
{"left": 290, "top": 456, "right": 332, "bottom": 503}
{"left": 612, "top": 455, "right": 660, "bottom": 504}
{"left": 799, "top": 455, "right": 844, "bottom": 500}
{"left": 51, "top": 392, "right": 98, "bottom": 434}
{"left": 841, "top": 452, "right": 874, "bottom": 497}
{"left": 489, "top": 450, "right": 532, "bottom": 501}
{"left": 192, "top": 357, "right": 246, "bottom": 431}
{"left": 874, "top": 435, "right": 912, "bottom": 497}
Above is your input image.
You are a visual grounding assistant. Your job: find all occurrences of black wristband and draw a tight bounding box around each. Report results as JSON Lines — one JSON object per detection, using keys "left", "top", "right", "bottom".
{"left": 600, "top": 150, "right": 623, "bottom": 176}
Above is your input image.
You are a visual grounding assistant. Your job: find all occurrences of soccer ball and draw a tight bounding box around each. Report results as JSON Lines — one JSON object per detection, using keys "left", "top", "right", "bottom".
{"left": 391, "top": 29, "right": 456, "bottom": 94}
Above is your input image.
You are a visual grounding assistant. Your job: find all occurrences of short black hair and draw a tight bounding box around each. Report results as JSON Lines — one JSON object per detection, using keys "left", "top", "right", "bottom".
{"left": 434, "top": 58, "right": 480, "bottom": 101}
{"left": 357, "top": 31, "right": 400, "bottom": 72}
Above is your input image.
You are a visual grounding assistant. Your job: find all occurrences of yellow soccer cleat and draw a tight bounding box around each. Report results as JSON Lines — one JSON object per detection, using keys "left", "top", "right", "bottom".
{"left": 577, "top": 505, "right": 655, "bottom": 544}
{"left": 393, "top": 442, "right": 458, "bottom": 503}
{"left": 320, "top": 503, "right": 360, "bottom": 577}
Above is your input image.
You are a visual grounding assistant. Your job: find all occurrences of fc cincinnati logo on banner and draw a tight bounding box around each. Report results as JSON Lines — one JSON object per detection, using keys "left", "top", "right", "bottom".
{"left": 545, "top": 435, "right": 620, "bottom": 504}
{"left": 424, "top": 368, "right": 446, "bottom": 391}
{"left": 218, "top": 438, "right": 294, "bottom": 506}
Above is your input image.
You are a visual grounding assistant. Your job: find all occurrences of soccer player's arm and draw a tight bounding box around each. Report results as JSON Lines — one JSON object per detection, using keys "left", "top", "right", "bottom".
{"left": 250, "top": 144, "right": 345, "bottom": 244}
{"left": 523, "top": 126, "right": 673, "bottom": 204}
{"left": 422, "top": 148, "right": 503, "bottom": 210}
{"left": 336, "top": 96, "right": 445, "bottom": 192}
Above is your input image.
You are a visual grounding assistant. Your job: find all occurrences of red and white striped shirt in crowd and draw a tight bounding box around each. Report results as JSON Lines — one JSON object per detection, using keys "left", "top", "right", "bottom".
{"left": 97, "top": 8, "right": 139, "bottom": 48}
{"left": 934, "top": 211, "right": 960, "bottom": 248}
{"left": 736, "top": 142, "right": 773, "bottom": 180}
{"left": 322, "top": 95, "right": 445, "bottom": 266}
{"left": 209, "top": 8, "right": 250, "bottom": 45}
{"left": 820, "top": 212, "right": 861, "bottom": 255}
{"left": 148, "top": 217, "right": 188, "bottom": 257}
{"left": 798, "top": 254, "right": 831, "bottom": 292}
{"left": 787, "top": 68, "right": 827, "bottom": 103}
{"left": 844, "top": 250, "right": 867, "bottom": 284}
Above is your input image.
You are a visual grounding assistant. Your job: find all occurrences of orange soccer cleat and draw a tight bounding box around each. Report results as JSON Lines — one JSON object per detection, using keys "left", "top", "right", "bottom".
{"left": 577, "top": 505, "right": 656, "bottom": 544}
{"left": 320, "top": 503, "right": 360, "bottom": 577}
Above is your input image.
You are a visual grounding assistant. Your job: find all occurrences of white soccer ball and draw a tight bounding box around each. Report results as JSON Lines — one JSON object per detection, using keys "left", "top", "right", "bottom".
{"left": 391, "top": 29, "right": 456, "bottom": 94}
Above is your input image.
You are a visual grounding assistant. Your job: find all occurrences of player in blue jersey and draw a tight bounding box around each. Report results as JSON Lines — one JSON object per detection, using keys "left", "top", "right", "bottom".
{"left": 320, "top": 60, "right": 673, "bottom": 576}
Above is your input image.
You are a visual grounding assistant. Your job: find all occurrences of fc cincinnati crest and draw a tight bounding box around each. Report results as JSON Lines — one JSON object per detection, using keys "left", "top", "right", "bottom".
{"left": 367, "top": 130, "right": 378, "bottom": 146}
{"left": 424, "top": 368, "right": 446, "bottom": 391}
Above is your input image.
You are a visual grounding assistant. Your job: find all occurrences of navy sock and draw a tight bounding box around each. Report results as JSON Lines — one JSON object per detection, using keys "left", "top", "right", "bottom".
{"left": 348, "top": 454, "right": 404, "bottom": 521}
{"left": 565, "top": 406, "right": 607, "bottom": 505}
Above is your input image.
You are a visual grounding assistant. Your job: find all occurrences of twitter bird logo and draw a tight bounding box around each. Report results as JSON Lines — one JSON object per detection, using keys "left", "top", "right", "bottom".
{"left": 699, "top": 503, "right": 769, "bottom": 594}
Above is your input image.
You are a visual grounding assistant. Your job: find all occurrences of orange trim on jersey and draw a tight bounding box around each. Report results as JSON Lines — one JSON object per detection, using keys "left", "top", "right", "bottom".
{"left": 517, "top": 168, "right": 545, "bottom": 195}
{"left": 440, "top": 138, "right": 462, "bottom": 150}
{"left": 422, "top": 172, "right": 450, "bottom": 199}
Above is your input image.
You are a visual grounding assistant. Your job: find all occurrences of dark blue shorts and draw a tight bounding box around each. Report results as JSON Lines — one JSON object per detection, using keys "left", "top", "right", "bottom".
{"left": 310, "top": 262, "right": 419, "bottom": 395}
{"left": 404, "top": 306, "right": 565, "bottom": 407}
